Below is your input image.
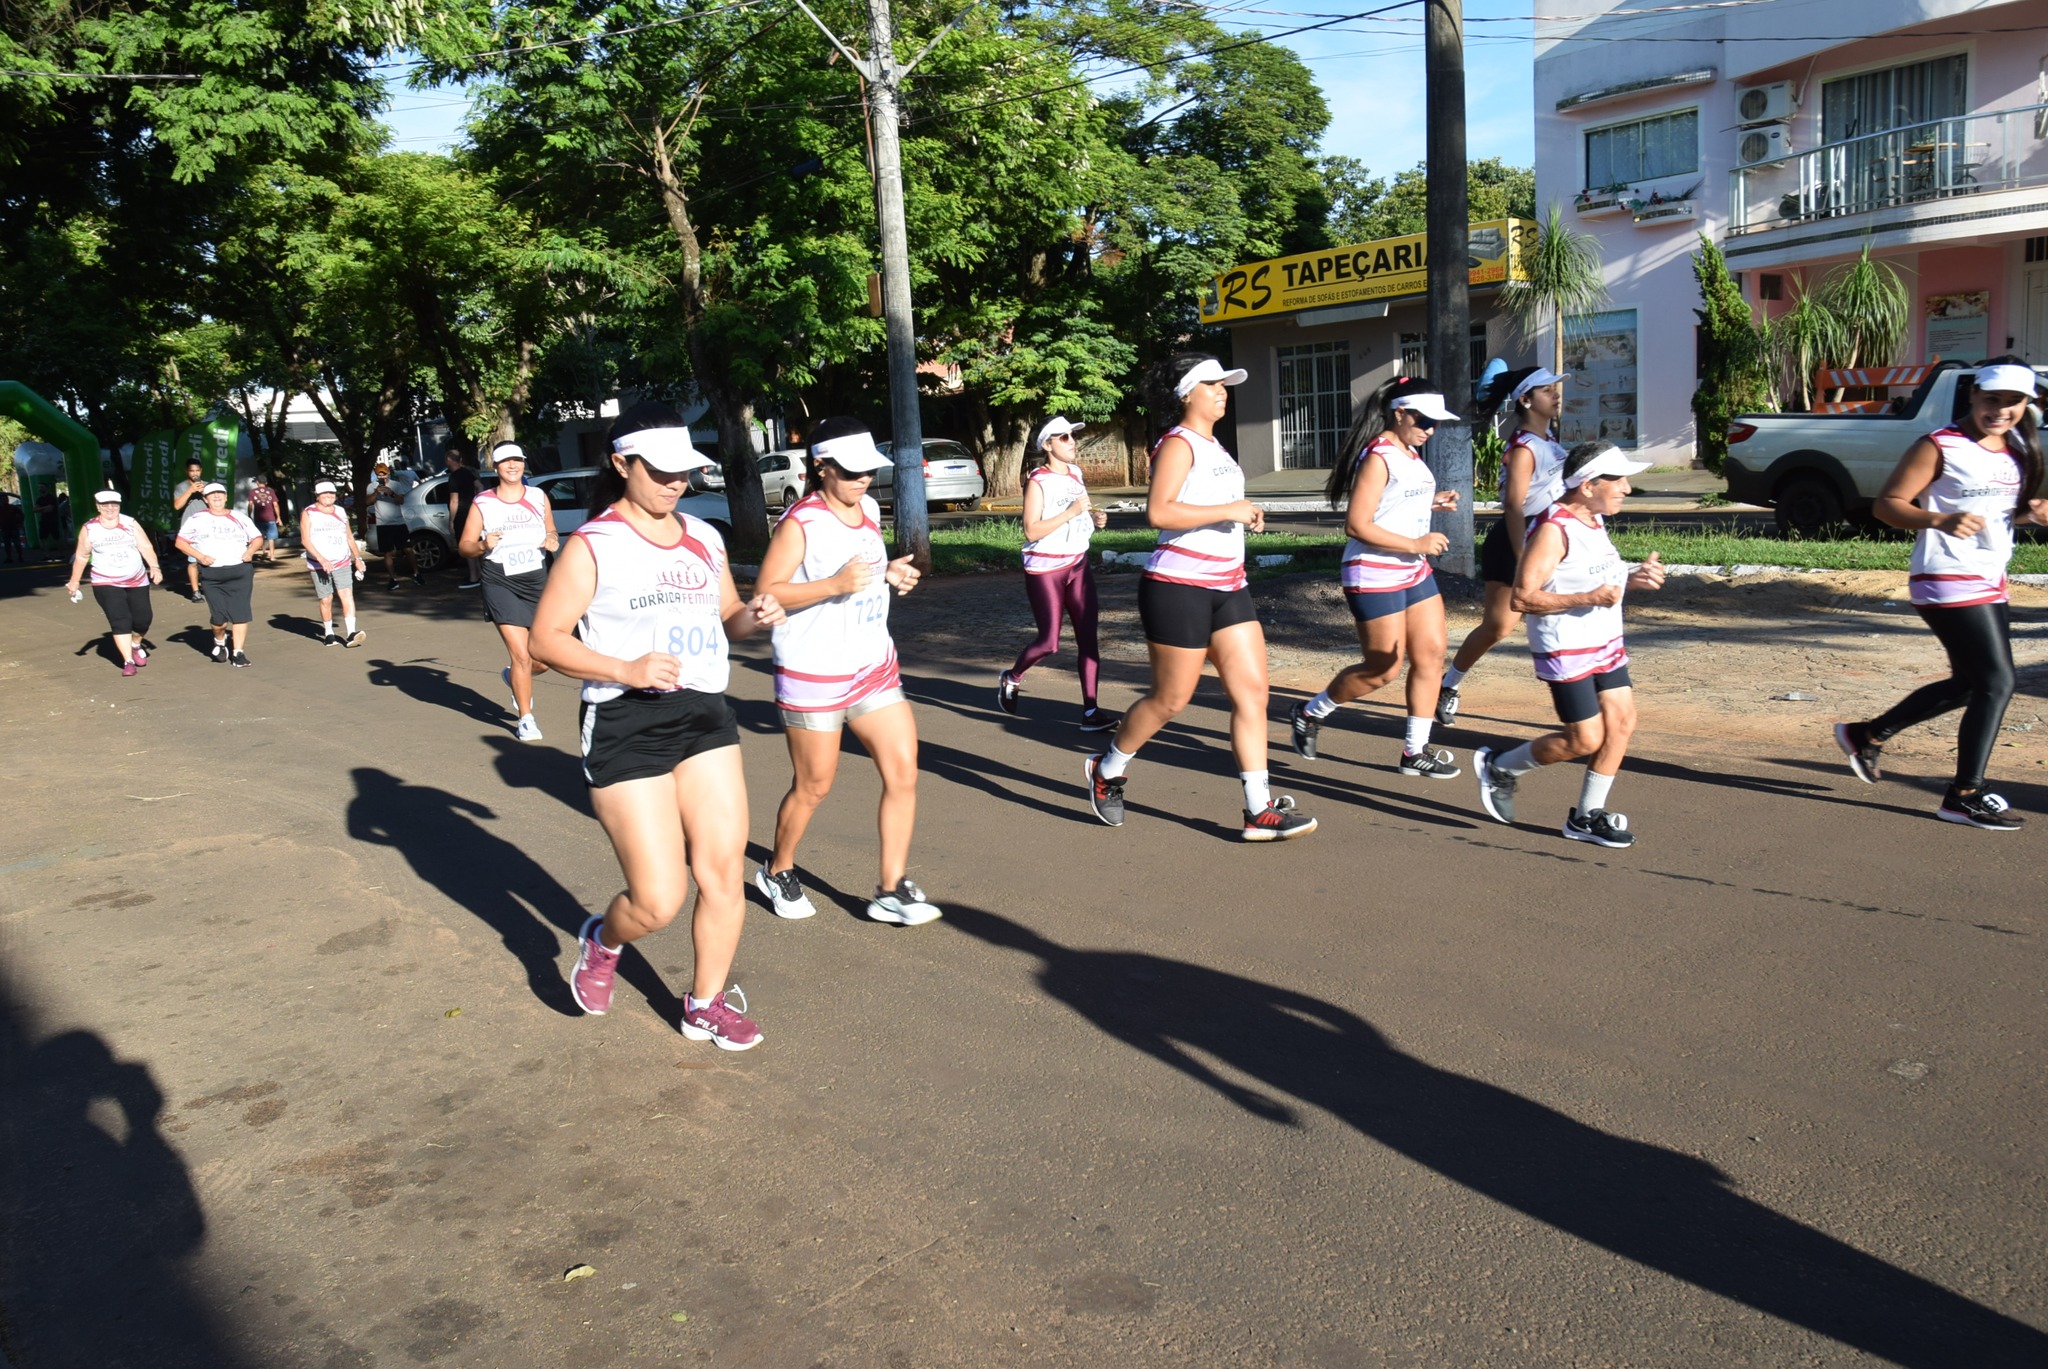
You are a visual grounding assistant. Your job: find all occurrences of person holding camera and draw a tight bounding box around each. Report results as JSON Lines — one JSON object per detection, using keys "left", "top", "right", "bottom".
{"left": 174, "top": 483, "right": 264, "bottom": 666}
{"left": 366, "top": 460, "right": 420, "bottom": 590}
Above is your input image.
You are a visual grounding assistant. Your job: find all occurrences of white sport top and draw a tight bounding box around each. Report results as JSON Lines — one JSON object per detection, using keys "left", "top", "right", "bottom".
{"left": 1342, "top": 435, "right": 1436, "bottom": 593}
{"left": 1526, "top": 505, "right": 1629, "bottom": 683}
{"left": 570, "top": 508, "right": 731, "bottom": 704}
{"left": 183, "top": 510, "right": 260, "bottom": 566}
{"left": 1021, "top": 466, "right": 1093, "bottom": 574}
{"left": 476, "top": 485, "right": 551, "bottom": 579}
{"left": 770, "top": 493, "right": 901, "bottom": 713}
{"left": 302, "top": 505, "right": 355, "bottom": 571}
{"left": 1508, "top": 428, "right": 1570, "bottom": 520}
{"left": 1143, "top": 426, "right": 1247, "bottom": 591}
{"left": 1909, "top": 426, "right": 2024, "bottom": 607}
{"left": 86, "top": 515, "right": 149, "bottom": 587}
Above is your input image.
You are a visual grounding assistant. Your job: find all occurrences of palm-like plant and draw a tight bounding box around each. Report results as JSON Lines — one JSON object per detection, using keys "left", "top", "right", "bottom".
{"left": 1499, "top": 203, "right": 1609, "bottom": 375}
{"left": 1813, "top": 244, "right": 1909, "bottom": 372}
{"left": 1768, "top": 278, "right": 1844, "bottom": 411}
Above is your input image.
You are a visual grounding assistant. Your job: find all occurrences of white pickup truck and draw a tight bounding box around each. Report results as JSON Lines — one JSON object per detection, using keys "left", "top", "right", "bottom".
{"left": 1720, "top": 361, "right": 2043, "bottom": 534}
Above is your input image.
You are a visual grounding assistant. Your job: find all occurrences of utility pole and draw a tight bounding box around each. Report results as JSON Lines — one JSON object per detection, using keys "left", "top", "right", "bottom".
{"left": 1424, "top": 0, "right": 1475, "bottom": 577}
{"left": 792, "top": 0, "right": 958, "bottom": 570}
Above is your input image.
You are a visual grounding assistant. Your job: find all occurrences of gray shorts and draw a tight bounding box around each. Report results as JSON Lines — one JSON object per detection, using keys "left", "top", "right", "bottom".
{"left": 778, "top": 687, "right": 908, "bottom": 732}
{"left": 310, "top": 563, "right": 356, "bottom": 598}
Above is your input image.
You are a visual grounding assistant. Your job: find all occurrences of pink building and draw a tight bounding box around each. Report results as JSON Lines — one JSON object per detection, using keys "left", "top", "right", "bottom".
{"left": 1535, "top": 0, "right": 2048, "bottom": 463}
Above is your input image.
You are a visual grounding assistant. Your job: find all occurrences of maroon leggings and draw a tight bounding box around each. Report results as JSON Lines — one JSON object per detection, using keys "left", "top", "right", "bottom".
{"left": 1010, "top": 561, "right": 1101, "bottom": 708}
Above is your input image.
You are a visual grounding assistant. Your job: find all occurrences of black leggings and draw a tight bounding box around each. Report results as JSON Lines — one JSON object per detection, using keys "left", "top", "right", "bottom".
{"left": 1867, "top": 602, "right": 2015, "bottom": 791}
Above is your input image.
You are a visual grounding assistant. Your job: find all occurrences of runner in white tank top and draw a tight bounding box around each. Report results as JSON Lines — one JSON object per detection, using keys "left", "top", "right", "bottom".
{"left": 1474, "top": 442, "right": 1664, "bottom": 850}
{"left": 175, "top": 484, "right": 263, "bottom": 664}
{"left": 1836, "top": 363, "right": 2048, "bottom": 830}
{"left": 769, "top": 491, "right": 900, "bottom": 714}
{"left": 65, "top": 489, "right": 163, "bottom": 676}
{"left": 1440, "top": 369, "right": 1571, "bottom": 730}
{"left": 1291, "top": 377, "right": 1464, "bottom": 780}
{"left": 459, "top": 444, "right": 559, "bottom": 739}
{"left": 999, "top": 416, "right": 1112, "bottom": 730}
{"left": 300, "top": 481, "right": 368, "bottom": 646}
{"left": 1084, "top": 355, "right": 1316, "bottom": 842}
{"left": 529, "top": 405, "right": 786, "bottom": 1050}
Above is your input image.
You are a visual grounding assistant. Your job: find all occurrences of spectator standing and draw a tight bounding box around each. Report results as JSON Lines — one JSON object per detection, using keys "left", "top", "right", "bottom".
{"left": 366, "top": 459, "right": 421, "bottom": 590}
{"left": 172, "top": 458, "right": 209, "bottom": 600}
{"left": 445, "top": 444, "right": 481, "bottom": 589}
{"left": 248, "top": 475, "right": 283, "bottom": 563}
{"left": 0, "top": 493, "right": 23, "bottom": 563}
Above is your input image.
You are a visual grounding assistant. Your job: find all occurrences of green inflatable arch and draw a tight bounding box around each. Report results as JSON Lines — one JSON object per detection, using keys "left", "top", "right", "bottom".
{"left": 2, "top": 380, "right": 105, "bottom": 548}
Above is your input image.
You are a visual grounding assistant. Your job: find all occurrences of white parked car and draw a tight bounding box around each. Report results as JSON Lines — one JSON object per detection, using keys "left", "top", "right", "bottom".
{"left": 871, "top": 438, "right": 986, "bottom": 510}
{"left": 756, "top": 450, "right": 808, "bottom": 509}
{"left": 402, "top": 467, "right": 733, "bottom": 573}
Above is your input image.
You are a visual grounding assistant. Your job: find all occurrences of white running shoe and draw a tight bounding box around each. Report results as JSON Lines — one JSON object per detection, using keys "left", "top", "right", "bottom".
{"left": 501, "top": 666, "right": 519, "bottom": 716}
{"left": 754, "top": 867, "right": 818, "bottom": 919}
{"left": 514, "top": 714, "right": 543, "bottom": 742}
{"left": 867, "top": 878, "right": 942, "bottom": 926}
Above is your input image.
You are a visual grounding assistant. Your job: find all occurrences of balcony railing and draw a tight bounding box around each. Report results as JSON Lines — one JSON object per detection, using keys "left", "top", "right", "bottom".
{"left": 1729, "top": 102, "right": 2048, "bottom": 236}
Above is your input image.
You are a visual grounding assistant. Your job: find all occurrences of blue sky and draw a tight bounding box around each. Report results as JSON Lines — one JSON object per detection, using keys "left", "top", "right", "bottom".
{"left": 378, "top": 1, "right": 1537, "bottom": 176}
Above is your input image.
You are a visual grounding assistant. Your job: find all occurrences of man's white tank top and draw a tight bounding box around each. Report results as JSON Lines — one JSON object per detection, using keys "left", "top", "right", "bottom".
{"left": 1509, "top": 428, "right": 1570, "bottom": 519}
{"left": 1909, "top": 426, "right": 2024, "bottom": 607}
{"left": 570, "top": 508, "right": 731, "bottom": 704}
{"left": 1143, "top": 426, "right": 1246, "bottom": 591}
{"left": 1526, "top": 505, "right": 1630, "bottom": 682}
{"left": 477, "top": 486, "right": 551, "bottom": 579}
{"left": 302, "top": 505, "right": 354, "bottom": 571}
{"left": 770, "top": 493, "right": 901, "bottom": 712}
{"left": 1342, "top": 436, "right": 1436, "bottom": 593}
{"left": 1021, "top": 466, "right": 1092, "bottom": 574}
{"left": 86, "top": 516, "right": 148, "bottom": 586}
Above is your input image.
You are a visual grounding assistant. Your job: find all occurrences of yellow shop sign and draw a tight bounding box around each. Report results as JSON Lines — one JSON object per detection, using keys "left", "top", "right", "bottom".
{"left": 1199, "top": 218, "right": 1535, "bottom": 325}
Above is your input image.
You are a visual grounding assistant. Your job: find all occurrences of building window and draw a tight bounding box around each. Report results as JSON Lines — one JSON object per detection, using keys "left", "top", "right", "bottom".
{"left": 1560, "top": 310, "right": 1640, "bottom": 449}
{"left": 1585, "top": 108, "right": 1698, "bottom": 189}
{"left": 1759, "top": 274, "right": 1784, "bottom": 301}
{"left": 1822, "top": 53, "right": 1967, "bottom": 144}
{"left": 2027, "top": 236, "right": 2048, "bottom": 263}
{"left": 1396, "top": 328, "right": 1488, "bottom": 387}
{"left": 1276, "top": 342, "right": 1353, "bottom": 469}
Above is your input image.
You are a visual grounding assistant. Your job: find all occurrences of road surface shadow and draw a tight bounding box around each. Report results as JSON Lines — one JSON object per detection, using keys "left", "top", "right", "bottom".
{"left": 482, "top": 733, "right": 591, "bottom": 816}
{"left": 946, "top": 905, "right": 2048, "bottom": 1367}
{"left": 166, "top": 625, "right": 222, "bottom": 658}
{"left": 0, "top": 980, "right": 250, "bottom": 1368}
{"left": 363, "top": 657, "right": 505, "bottom": 728}
{"left": 265, "top": 610, "right": 329, "bottom": 643}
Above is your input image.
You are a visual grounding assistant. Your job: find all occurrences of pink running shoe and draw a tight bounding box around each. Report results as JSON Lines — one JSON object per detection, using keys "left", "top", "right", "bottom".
{"left": 570, "top": 915, "right": 621, "bottom": 1015}
{"left": 131, "top": 646, "right": 149, "bottom": 668}
{"left": 680, "top": 986, "right": 763, "bottom": 1051}
{"left": 121, "top": 659, "right": 137, "bottom": 677}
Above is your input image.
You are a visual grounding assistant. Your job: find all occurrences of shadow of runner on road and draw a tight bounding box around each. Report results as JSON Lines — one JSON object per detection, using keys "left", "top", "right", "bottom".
{"left": 362, "top": 657, "right": 505, "bottom": 728}
{"left": 0, "top": 981, "right": 250, "bottom": 1369}
{"left": 946, "top": 905, "right": 2048, "bottom": 1368}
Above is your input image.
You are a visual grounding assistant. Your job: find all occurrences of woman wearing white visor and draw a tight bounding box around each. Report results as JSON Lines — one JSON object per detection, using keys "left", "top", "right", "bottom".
{"left": 64, "top": 488, "right": 163, "bottom": 676}
{"left": 301, "top": 480, "right": 368, "bottom": 646}
{"left": 1289, "top": 375, "right": 1463, "bottom": 778}
{"left": 176, "top": 482, "right": 263, "bottom": 667}
{"left": 1437, "top": 367, "right": 1569, "bottom": 727}
{"left": 1834, "top": 359, "right": 2048, "bottom": 830}
{"left": 530, "top": 402, "right": 785, "bottom": 1051}
{"left": 754, "top": 417, "right": 935, "bottom": 924}
{"left": 997, "top": 414, "right": 1112, "bottom": 730}
{"left": 1474, "top": 441, "right": 1665, "bottom": 848}
{"left": 1082, "top": 354, "right": 1316, "bottom": 841}
{"left": 459, "top": 442, "right": 559, "bottom": 741}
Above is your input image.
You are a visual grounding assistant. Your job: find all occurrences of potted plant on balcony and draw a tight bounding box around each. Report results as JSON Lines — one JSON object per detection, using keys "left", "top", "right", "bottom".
{"left": 1630, "top": 181, "right": 1703, "bottom": 226}
{"left": 1573, "top": 182, "right": 1633, "bottom": 217}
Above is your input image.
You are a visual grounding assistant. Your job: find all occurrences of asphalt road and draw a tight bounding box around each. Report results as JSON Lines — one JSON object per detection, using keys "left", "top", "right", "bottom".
{"left": 1, "top": 559, "right": 2043, "bottom": 1368}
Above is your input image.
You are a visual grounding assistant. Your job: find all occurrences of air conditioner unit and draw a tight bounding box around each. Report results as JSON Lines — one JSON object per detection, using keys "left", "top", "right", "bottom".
{"left": 1738, "top": 124, "right": 1795, "bottom": 167}
{"left": 1737, "top": 80, "right": 1797, "bottom": 125}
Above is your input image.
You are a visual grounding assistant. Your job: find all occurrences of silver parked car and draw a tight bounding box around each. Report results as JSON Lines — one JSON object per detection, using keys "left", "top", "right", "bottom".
{"left": 872, "top": 439, "right": 986, "bottom": 510}
{"left": 402, "top": 467, "right": 733, "bottom": 573}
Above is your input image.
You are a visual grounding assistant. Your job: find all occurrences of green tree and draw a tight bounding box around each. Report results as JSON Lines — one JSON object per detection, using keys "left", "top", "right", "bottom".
{"left": 1498, "top": 204, "right": 1608, "bottom": 376}
{"left": 1691, "top": 235, "right": 1773, "bottom": 474}
{"left": 1327, "top": 157, "right": 1535, "bottom": 245}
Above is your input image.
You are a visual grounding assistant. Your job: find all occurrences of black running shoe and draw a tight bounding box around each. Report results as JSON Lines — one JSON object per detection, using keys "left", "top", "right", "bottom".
{"left": 1083, "top": 754, "right": 1126, "bottom": 827}
{"left": 210, "top": 642, "right": 228, "bottom": 663}
{"left": 1398, "top": 746, "right": 1461, "bottom": 779}
{"left": 386, "top": 578, "right": 401, "bottom": 591}
{"left": 1435, "top": 683, "right": 1461, "bottom": 729}
{"left": 1241, "top": 796, "right": 1317, "bottom": 842}
{"left": 1474, "top": 745, "right": 1516, "bottom": 824}
{"left": 995, "top": 669, "right": 1021, "bottom": 715}
{"left": 1079, "top": 708, "right": 1118, "bottom": 733}
{"left": 1833, "top": 722, "right": 1882, "bottom": 784}
{"left": 411, "top": 573, "right": 426, "bottom": 588}
{"left": 1937, "top": 789, "right": 2023, "bottom": 831}
{"left": 1563, "top": 807, "right": 1635, "bottom": 848}
{"left": 1289, "top": 701, "right": 1322, "bottom": 760}
{"left": 230, "top": 650, "right": 250, "bottom": 668}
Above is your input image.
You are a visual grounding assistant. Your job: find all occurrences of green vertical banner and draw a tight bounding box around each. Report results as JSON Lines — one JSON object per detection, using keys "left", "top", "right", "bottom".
{"left": 130, "top": 429, "right": 182, "bottom": 531}
{"left": 180, "top": 413, "right": 239, "bottom": 493}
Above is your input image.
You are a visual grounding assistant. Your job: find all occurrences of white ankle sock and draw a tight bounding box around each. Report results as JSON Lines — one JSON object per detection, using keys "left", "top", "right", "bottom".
{"left": 1403, "top": 717, "right": 1433, "bottom": 753}
{"left": 1496, "top": 742, "right": 1541, "bottom": 775}
{"left": 1303, "top": 691, "right": 1338, "bottom": 719}
{"left": 1241, "top": 770, "right": 1271, "bottom": 811}
{"left": 1442, "top": 665, "right": 1466, "bottom": 688}
{"left": 686, "top": 991, "right": 718, "bottom": 1011}
{"left": 344, "top": 614, "right": 357, "bottom": 633}
{"left": 321, "top": 622, "right": 335, "bottom": 637}
{"left": 1578, "top": 768, "right": 1616, "bottom": 814}
{"left": 1097, "top": 744, "right": 1134, "bottom": 779}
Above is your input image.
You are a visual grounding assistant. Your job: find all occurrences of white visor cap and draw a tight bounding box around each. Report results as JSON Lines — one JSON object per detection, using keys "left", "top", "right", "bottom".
{"left": 613, "top": 426, "right": 713, "bottom": 474}
{"left": 1391, "top": 393, "right": 1461, "bottom": 422}
{"left": 1175, "top": 358, "right": 1249, "bottom": 399}
{"left": 202, "top": 481, "right": 228, "bottom": 495}
{"left": 1509, "top": 368, "right": 1569, "bottom": 406}
{"left": 93, "top": 488, "right": 121, "bottom": 503}
{"left": 313, "top": 480, "right": 338, "bottom": 495}
{"left": 811, "top": 431, "right": 892, "bottom": 473}
{"left": 491, "top": 442, "right": 526, "bottom": 464}
{"left": 1564, "top": 446, "right": 1653, "bottom": 489}
{"left": 1035, "top": 416, "right": 1085, "bottom": 450}
{"left": 1974, "top": 363, "right": 2039, "bottom": 397}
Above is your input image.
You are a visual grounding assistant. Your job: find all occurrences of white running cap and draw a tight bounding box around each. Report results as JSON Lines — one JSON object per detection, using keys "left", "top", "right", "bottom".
{"left": 1392, "top": 392, "right": 1461, "bottom": 422}
{"left": 1564, "top": 445, "right": 1653, "bottom": 489}
{"left": 312, "top": 480, "right": 338, "bottom": 495}
{"left": 1035, "top": 415, "right": 1085, "bottom": 449}
{"left": 201, "top": 481, "right": 228, "bottom": 495}
{"left": 92, "top": 488, "right": 121, "bottom": 503}
{"left": 612, "top": 426, "right": 712, "bottom": 473}
{"left": 1175, "top": 358, "right": 1248, "bottom": 398}
{"left": 1509, "top": 368, "right": 1569, "bottom": 405}
{"left": 1974, "top": 363, "right": 2038, "bottom": 397}
{"left": 492, "top": 441, "right": 526, "bottom": 463}
{"left": 810, "top": 431, "right": 892, "bottom": 472}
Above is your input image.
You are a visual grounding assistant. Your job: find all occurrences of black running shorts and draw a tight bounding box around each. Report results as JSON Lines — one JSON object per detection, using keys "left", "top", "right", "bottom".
{"left": 92, "top": 584, "right": 153, "bottom": 635}
{"left": 578, "top": 688, "right": 741, "bottom": 788}
{"left": 482, "top": 567, "right": 545, "bottom": 629}
{"left": 199, "top": 563, "right": 255, "bottom": 625}
{"left": 1547, "top": 664, "right": 1633, "bottom": 724}
{"left": 1480, "top": 519, "right": 1518, "bottom": 586}
{"left": 1137, "top": 577, "right": 1257, "bottom": 649}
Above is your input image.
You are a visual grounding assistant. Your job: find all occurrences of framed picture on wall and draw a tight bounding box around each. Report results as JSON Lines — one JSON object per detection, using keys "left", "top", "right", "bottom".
{"left": 1561, "top": 309, "right": 1640, "bottom": 449}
